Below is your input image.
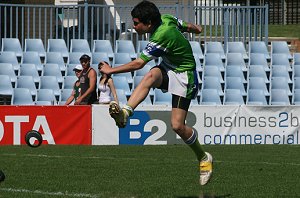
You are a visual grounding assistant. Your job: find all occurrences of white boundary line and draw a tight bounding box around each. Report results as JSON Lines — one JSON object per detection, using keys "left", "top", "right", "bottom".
{"left": 0, "top": 187, "right": 99, "bottom": 198}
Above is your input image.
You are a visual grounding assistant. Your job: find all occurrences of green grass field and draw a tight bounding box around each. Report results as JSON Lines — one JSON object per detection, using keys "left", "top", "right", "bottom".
{"left": 0, "top": 145, "right": 300, "bottom": 198}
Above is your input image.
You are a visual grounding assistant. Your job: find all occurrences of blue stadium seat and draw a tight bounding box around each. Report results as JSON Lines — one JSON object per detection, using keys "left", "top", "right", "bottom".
{"left": 0, "top": 51, "right": 20, "bottom": 73}
{"left": 113, "top": 52, "right": 132, "bottom": 67}
{"left": 63, "top": 76, "right": 78, "bottom": 89}
{"left": 293, "top": 53, "right": 300, "bottom": 66}
{"left": 226, "top": 53, "right": 247, "bottom": 71}
{"left": 12, "top": 88, "right": 35, "bottom": 105}
{"left": 248, "top": 65, "right": 270, "bottom": 83}
{"left": 115, "top": 40, "right": 137, "bottom": 59}
{"left": 190, "top": 41, "right": 204, "bottom": 61}
{"left": 292, "top": 77, "right": 300, "bottom": 93}
{"left": 202, "top": 66, "right": 224, "bottom": 83}
{"left": 36, "top": 88, "right": 57, "bottom": 105}
{"left": 47, "top": 39, "right": 69, "bottom": 59}
{"left": 204, "top": 53, "right": 225, "bottom": 72}
{"left": 271, "top": 41, "right": 292, "bottom": 60}
{"left": 19, "top": 64, "right": 40, "bottom": 86}
{"left": 247, "top": 77, "right": 270, "bottom": 96}
{"left": 59, "top": 88, "right": 73, "bottom": 105}
{"left": 202, "top": 76, "right": 224, "bottom": 96}
{"left": 223, "top": 89, "right": 245, "bottom": 105}
{"left": 200, "top": 89, "right": 222, "bottom": 105}
{"left": 249, "top": 53, "right": 270, "bottom": 71}
{"left": 92, "top": 40, "right": 114, "bottom": 60}
{"left": 270, "top": 89, "right": 290, "bottom": 105}
{"left": 116, "top": 89, "right": 128, "bottom": 105}
{"left": 226, "top": 41, "right": 248, "bottom": 60}
{"left": 153, "top": 89, "right": 172, "bottom": 106}
{"left": 42, "top": 64, "right": 64, "bottom": 84}
{"left": 39, "top": 76, "right": 61, "bottom": 99}
{"left": 140, "top": 94, "right": 153, "bottom": 105}
{"left": 248, "top": 41, "right": 270, "bottom": 60}
{"left": 0, "top": 63, "right": 17, "bottom": 85}
{"left": 204, "top": 41, "right": 226, "bottom": 60}
{"left": 16, "top": 76, "right": 37, "bottom": 100}
{"left": 70, "top": 39, "right": 91, "bottom": 54}
{"left": 194, "top": 53, "right": 203, "bottom": 72}
{"left": 22, "top": 51, "right": 43, "bottom": 72}
{"left": 225, "top": 77, "right": 247, "bottom": 96}
{"left": 0, "top": 75, "right": 13, "bottom": 105}
{"left": 1, "top": 38, "right": 23, "bottom": 59}
{"left": 137, "top": 40, "right": 149, "bottom": 54}
{"left": 24, "top": 38, "right": 46, "bottom": 58}
{"left": 271, "top": 53, "right": 291, "bottom": 71}
{"left": 45, "top": 52, "right": 66, "bottom": 73}
{"left": 293, "top": 65, "right": 300, "bottom": 79}
{"left": 225, "top": 65, "right": 247, "bottom": 83}
{"left": 270, "top": 65, "right": 292, "bottom": 84}
{"left": 246, "top": 89, "right": 268, "bottom": 105}
{"left": 292, "top": 90, "right": 300, "bottom": 105}
{"left": 112, "top": 76, "right": 131, "bottom": 96}
{"left": 270, "top": 77, "right": 292, "bottom": 96}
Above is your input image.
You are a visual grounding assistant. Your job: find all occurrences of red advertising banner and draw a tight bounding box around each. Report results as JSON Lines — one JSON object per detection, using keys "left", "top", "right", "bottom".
{"left": 0, "top": 106, "right": 91, "bottom": 145}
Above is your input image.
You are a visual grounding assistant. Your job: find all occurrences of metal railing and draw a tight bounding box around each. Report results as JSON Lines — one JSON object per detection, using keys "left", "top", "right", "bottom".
{"left": 0, "top": 2, "right": 268, "bottom": 50}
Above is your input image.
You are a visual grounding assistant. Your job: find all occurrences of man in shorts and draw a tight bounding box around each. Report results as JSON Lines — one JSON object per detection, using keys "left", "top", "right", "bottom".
{"left": 100, "top": 0, "right": 213, "bottom": 185}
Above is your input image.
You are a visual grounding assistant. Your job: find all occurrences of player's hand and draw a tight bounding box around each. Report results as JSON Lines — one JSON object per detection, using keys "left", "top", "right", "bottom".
{"left": 74, "top": 97, "right": 82, "bottom": 105}
{"left": 99, "top": 61, "right": 112, "bottom": 75}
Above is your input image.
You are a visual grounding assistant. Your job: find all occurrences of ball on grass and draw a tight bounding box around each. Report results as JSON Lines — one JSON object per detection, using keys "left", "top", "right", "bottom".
{"left": 25, "top": 130, "right": 43, "bottom": 148}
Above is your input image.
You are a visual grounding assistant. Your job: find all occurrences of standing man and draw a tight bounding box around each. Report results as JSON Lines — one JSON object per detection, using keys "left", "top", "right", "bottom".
{"left": 75, "top": 54, "right": 97, "bottom": 105}
{"left": 100, "top": 0, "right": 213, "bottom": 185}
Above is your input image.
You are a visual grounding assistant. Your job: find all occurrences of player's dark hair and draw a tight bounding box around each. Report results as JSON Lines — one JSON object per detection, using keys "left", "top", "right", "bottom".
{"left": 131, "top": 1, "right": 161, "bottom": 26}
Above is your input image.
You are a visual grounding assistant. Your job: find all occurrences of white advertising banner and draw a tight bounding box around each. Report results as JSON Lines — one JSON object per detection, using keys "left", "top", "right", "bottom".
{"left": 92, "top": 105, "right": 300, "bottom": 145}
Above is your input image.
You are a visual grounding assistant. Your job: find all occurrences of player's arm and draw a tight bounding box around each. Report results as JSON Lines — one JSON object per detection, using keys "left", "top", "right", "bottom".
{"left": 100, "top": 58, "right": 146, "bottom": 75}
{"left": 185, "top": 22, "right": 202, "bottom": 34}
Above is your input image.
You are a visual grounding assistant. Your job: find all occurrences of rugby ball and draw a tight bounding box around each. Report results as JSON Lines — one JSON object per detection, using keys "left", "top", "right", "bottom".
{"left": 25, "top": 130, "right": 43, "bottom": 148}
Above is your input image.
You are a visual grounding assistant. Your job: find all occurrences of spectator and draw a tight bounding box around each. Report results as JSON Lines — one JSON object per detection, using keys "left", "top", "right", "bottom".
{"left": 75, "top": 54, "right": 98, "bottom": 105}
{"left": 98, "top": 63, "right": 119, "bottom": 104}
{"left": 65, "top": 64, "right": 82, "bottom": 105}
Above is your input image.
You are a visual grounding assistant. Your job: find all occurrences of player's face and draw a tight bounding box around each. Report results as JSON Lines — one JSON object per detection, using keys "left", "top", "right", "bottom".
{"left": 132, "top": 18, "right": 150, "bottom": 34}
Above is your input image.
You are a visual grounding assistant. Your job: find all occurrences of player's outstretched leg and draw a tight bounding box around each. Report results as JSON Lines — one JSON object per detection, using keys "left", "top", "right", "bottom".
{"left": 199, "top": 152, "right": 213, "bottom": 185}
{"left": 109, "top": 101, "right": 130, "bottom": 128}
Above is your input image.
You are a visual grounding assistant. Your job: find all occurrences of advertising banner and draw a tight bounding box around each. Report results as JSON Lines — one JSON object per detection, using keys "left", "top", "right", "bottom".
{"left": 0, "top": 106, "right": 92, "bottom": 145}
{"left": 92, "top": 105, "right": 300, "bottom": 145}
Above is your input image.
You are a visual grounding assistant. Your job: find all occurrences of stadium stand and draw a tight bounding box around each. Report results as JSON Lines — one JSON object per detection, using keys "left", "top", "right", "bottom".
{"left": 1, "top": 37, "right": 300, "bottom": 106}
